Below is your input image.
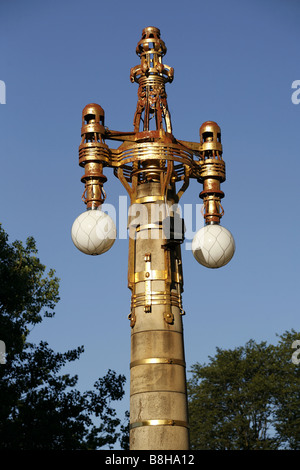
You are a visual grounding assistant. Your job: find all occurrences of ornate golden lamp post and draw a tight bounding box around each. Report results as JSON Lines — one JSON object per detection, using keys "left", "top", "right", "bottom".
{"left": 71, "top": 27, "right": 235, "bottom": 450}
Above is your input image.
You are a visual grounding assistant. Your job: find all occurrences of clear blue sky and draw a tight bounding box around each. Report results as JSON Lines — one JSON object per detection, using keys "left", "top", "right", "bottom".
{"left": 1, "top": 0, "right": 299, "bottom": 439}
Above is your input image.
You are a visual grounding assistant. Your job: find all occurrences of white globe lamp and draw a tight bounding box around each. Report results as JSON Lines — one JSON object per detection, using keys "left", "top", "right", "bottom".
{"left": 71, "top": 210, "right": 116, "bottom": 256}
{"left": 192, "top": 224, "right": 235, "bottom": 268}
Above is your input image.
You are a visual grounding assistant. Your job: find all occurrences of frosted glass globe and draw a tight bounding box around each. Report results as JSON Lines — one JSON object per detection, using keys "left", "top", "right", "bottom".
{"left": 192, "top": 224, "right": 235, "bottom": 268}
{"left": 71, "top": 210, "right": 116, "bottom": 255}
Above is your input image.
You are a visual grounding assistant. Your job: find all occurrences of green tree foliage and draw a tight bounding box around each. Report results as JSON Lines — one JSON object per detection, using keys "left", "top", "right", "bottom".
{"left": 272, "top": 330, "right": 300, "bottom": 449}
{"left": 187, "top": 331, "right": 300, "bottom": 450}
{"left": 0, "top": 225, "right": 127, "bottom": 449}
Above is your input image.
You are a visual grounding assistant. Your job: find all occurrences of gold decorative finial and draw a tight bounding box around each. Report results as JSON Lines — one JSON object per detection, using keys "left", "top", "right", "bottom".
{"left": 130, "top": 27, "right": 173, "bottom": 133}
{"left": 198, "top": 121, "right": 225, "bottom": 224}
{"left": 78, "top": 103, "right": 109, "bottom": 209}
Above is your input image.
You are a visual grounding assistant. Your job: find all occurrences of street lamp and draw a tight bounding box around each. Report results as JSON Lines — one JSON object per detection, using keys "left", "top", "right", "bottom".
{"left": 71, "top": 26, "right": 235, "bottom": 450}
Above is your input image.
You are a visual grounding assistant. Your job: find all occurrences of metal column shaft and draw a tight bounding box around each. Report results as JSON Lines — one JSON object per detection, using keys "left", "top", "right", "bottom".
{"left": 128, "top": 182, "right": 189, "bottom": 450}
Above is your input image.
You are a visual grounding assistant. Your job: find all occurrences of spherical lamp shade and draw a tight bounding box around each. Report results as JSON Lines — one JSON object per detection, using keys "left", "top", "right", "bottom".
{"left": 192, "top": 224, "right": 235, "bottom": 268}
{"left": 71, "top": 210, "right": 116, "bottom": 255}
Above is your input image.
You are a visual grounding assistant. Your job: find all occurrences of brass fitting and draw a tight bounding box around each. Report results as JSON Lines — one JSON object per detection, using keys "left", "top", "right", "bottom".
{"left": 79, "top": 103, "right": 110, "bottom": 209}
{"left": 131, "top": 27, "right": 173, "bottom": 133}
{"left": 198, "top": 121, "right": 226, "bottom": 224}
